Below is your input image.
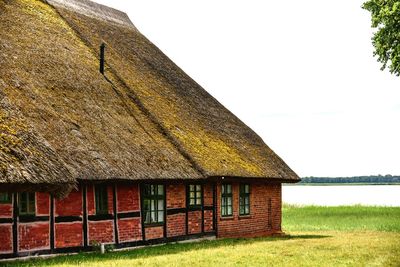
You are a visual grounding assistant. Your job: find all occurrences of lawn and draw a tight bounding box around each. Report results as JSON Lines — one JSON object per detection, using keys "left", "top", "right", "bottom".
{"left": 2, "top": 205, "right": 400, "bottom": 267}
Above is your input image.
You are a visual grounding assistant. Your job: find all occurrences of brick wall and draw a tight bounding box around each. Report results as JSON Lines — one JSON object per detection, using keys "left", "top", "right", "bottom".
{"left": 216, "top": 182, "right": 282, "bottom": 238}
{"left": 88, "top": 221, "right": 114, "bottom": 244}
{"left": 117, "top": 184, "right": 139, "bottom": 212}
{"left": 36, "top": 193, "right": 49, "bottom": 216}
{"left": 166, "top": 184, "right": 185, "bottom": 209}
{"left": 188, "top": 210, "right": 202, "bottom": 234}
{"left": 0, "top": 202, "right": 13, "bottom": 218}
{"left": 19, "top": 222, "right": 50, "bottom": 252}
{"left": 55, "top": 189, "right": 82, "bottom": 216}
{"left": 118, "top": 218, "right": 141, "bottom": 242}
{"left": 0, "top": 225, "right": 12, "bottom": 253}
{"left": 0, "top": 199, "right": 13, "bottom": 254}
{"left": 55, "top": 223, "right": 83, "bottom": 248}
{"left": 145, "top": 226, "right": 163, "bottom": 240}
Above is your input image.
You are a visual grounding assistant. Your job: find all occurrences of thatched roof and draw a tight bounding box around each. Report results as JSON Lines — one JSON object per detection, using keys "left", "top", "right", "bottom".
{"left": 0, "top": 0, "right": 299, "bottom": 195}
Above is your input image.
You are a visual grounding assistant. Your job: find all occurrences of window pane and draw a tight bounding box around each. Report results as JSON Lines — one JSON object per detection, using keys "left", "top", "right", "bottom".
{"left": 190, "top": 192, "right": 195, "bottom": 198}
{"left": 158, "top": 185, "right": 163, "bottom": 195}
{"left": 222, "top": 185, "right": 225, "bottom": 194}
{"left": 245, "top": 206, "right": 250, "bottom": 214}
{"left": 190, "top": 198, "right": 195, "bottom": 205}
{"left": 245, "top": 185, "right": 250, "bottom": 193}
{"left": 227, "top": 197, "right": 232, "bottom": 205}
{"left": 190, "top": 185, "right": 194, "bottom": 192}
{"left": 196, "top": 192, "right": 201, "bottom": 199}
{"left": 158, "top": 199, "right": 163, "bottom": 210}
{"left": 240, "top": 206, "right": 244, "bottom": 215}
{"left": 158, "top": 211, "right": 164, "bottom": 222}
{"left": 227, "top": 206, "right": 232, "bottom": 215}
{"left": 1, "top": 193, "right": 11, "bottom": 203}
{"left": 196, "top": 185, "right": 201, "bottom": 191}
{"left": 28, "top": 198, "right": 35, "bottom": 214}
{"left": 196, "top": 198, "right": 201, "bottom": 205}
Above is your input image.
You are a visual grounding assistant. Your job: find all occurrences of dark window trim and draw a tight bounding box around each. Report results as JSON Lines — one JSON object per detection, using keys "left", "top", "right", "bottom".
{"left": 221, "top": 184, "right": 233, "bottom": 217}
{"left": 143, "top": 184, "right": 165, "bottom": 226}
{"left": 0, "top": 192, "right": 12, "bottom": 204}
{"left": 239, "top": 184, "right": 250, "bottom": 216}
{"left": 95, "top": 185, "right": 109, "bottom": 215}
{"left": 187, "top": 184, "right": 202, "bottom": 207}
{"left": 18, "top": 192, "right": 35, "bottom": 216}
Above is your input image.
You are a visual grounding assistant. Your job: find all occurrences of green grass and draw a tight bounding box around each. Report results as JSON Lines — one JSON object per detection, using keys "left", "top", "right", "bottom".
{"left": 2, "top": 206, "right": 400, "bottom": 267}
{"left": 283, "top": 204, "right": 400, "bottom": 232}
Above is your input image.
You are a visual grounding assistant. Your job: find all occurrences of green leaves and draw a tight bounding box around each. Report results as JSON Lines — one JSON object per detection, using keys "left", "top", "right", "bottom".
{"left": 363, "top": 0, "right": 400, "bottom": 76}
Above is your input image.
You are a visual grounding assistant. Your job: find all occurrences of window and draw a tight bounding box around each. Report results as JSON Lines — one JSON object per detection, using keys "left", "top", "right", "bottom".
{"left": 143, "top": 184, "right": 164, "bottom": 225}
{"left": 19, "top": 192, "right": 35, "bottom": 215}
{"left": 221, "top": 184, "right": 232, "bottom": 217}
{"left": 188, "top": 184, "right": 202, "bottom": 207}
{"left": 0, "top": 193, "right": 11, "bottom": 204}
{"left": 239, "top": 184, "right": 250, "bottom": 215}
{"left": 95, "top": 185, "right": 109, "bottom": 215}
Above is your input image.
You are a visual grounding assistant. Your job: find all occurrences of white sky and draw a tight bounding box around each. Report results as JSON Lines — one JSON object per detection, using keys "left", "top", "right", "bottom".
{"left": 92, "top": 0, "right": 400, "bottom": 177}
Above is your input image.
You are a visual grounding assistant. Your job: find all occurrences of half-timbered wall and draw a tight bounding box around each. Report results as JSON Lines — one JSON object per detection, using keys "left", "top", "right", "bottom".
{"left": 0, "top": 180, "right": 282, "bottom": 259}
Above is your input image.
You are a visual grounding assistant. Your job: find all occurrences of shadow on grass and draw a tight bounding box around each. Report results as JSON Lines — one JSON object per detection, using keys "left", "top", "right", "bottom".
{"left": 3, "top": 234, "right": 331, "bottom": 266}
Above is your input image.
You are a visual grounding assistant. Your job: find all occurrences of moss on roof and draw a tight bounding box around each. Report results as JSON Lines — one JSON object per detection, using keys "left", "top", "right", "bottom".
{"left": 0, "top": 0, "right": 299, "bottom": 193}
{"left": 51, "top": 1, "right": 299, "bottom": 181}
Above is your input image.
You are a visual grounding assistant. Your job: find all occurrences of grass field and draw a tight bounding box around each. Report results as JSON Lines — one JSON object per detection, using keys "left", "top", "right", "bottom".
{"left": 2, "top": 205, "right": 400, "bottom": 267}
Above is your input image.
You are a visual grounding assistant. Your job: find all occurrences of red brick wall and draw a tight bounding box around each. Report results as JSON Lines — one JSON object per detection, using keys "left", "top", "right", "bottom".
{"left": 55, "top": 223, "right": 83, "bottom": 248}
{"left": 118, "top": 218, "right": 141, "bottom": 242}
{"left": 55, "top": 189, "right": 82, "bottom": 216}
{"left": 88, "top": 221, "right": 114, "bottom": 244}
{"left": 0, "top": 202, "right": 13, "bottom": 218}
{"left": 0, "top": 225, "right": 12, "bottom": 253}
{"left": 166, "top": 184, "right": 186, "bottom": 237}
{"left": 167, "top": 213, "right": 185, "bottom": 237}
{"left": 204, "top": 210, "right": 213, "bottom": 232}
{"left": 166, "top": 184, "right": 185, "bottom": 209}
{"left": 203, "top": 184, "right": 213, "bottom": 206}
{"left": 117, "top": 184, "right": 139, "bottom": 212}
{"left": 36, "top": 193, "right": 49, "bottom": 216}
{"left": 188, "top": 210, "right": 202, "bottom": 234}
{"left": 19, "top": 222, "right": 50, "bottom": 251}
{"left": 145, "top": 226, "right": 163, "bottom": 240}
{"left": 87, "top": 185, "right": 95, "bottom": 215}
{"left": 216, "top": 182, "right": 282, "bottom": 238}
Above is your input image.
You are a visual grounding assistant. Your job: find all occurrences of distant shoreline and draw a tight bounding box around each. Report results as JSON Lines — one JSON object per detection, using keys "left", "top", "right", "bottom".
{"left": 285, "top": 183, "right": 400, "bottom": 186}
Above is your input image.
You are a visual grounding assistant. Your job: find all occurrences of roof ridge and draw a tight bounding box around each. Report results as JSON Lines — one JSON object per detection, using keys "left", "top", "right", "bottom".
{"left": 44, "top": 0, "right": 136, "bottom": 29}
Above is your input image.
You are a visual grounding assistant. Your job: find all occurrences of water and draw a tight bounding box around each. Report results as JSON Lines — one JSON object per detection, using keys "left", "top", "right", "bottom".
{"left": 282, "top": 185, "right": 400, "bottom": 206}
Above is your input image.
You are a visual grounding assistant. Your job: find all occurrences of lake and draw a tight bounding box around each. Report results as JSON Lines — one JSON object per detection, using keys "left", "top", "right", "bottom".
{"left": 282, "top": 185, "right": 400, "bottom": 206}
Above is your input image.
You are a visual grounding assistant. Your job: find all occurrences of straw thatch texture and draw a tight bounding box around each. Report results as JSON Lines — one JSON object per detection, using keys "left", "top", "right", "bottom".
{"left": 48, "top": 0, "right": 299, "bottom": 181}
{"left": 0, "top": 0, "right": 299, "bottom": 192}
{"left": 0, "top": 90, "right": 74, "bottom": 197}
{"left": 0, "top": 0, "right": 202, "bottom": 190}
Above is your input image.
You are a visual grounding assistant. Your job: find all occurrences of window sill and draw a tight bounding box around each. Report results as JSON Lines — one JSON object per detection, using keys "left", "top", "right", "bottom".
{"left": 220, "top": 216, "right": 234, "bottom": 221}
{"left": 238, "top": 215, "right": 252, "bottom": 220}
{"left": 144, "top": 223, "right": 164, "bottom": 228}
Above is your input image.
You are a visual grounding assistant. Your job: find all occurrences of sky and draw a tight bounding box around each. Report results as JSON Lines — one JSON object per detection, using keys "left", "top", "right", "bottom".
{"left": 92, "top": 0, "right": 400, "bottom": 177}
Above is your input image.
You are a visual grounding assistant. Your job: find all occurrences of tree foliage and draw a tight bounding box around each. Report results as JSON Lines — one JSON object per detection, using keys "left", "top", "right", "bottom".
{"left": 363, "top": 0, "right": 400, "bottom": 76}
